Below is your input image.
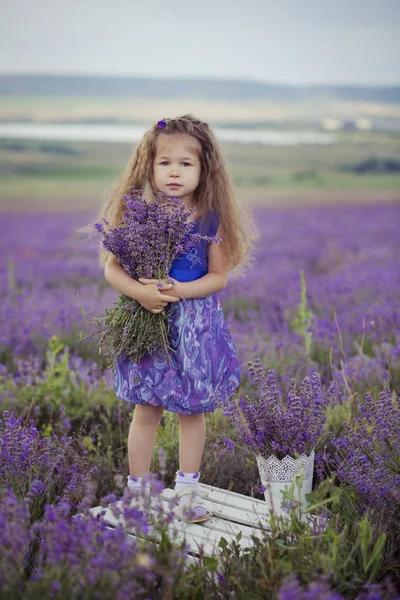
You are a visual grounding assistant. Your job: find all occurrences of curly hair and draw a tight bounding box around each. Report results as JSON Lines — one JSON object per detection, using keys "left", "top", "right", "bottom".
{"left": 87, "top": 114, "right": 257, "bottom": 271}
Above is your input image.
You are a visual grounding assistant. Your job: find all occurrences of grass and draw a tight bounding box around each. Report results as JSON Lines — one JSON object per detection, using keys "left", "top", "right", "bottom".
{"left": 0, "top": 131, "right": 399, "bottom": 207}
{"left": 0, "top": 175, "right": 111, "bottom": 199}
{"left": 1, "top": 171, "right": 399, "bottom": 201}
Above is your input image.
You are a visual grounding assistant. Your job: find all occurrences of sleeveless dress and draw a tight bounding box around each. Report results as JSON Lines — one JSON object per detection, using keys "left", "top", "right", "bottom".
{"left": 114, "top": 213, "right": 241, "bottom": 414}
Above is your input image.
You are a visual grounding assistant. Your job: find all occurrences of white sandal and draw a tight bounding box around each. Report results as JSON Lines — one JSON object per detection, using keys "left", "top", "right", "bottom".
{"left": 174, "top": 485, "right": 212, "bottom": 523}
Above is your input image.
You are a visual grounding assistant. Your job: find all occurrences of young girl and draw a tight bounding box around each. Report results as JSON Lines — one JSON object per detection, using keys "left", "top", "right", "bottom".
{"left": 97, "top": 114, "right": 255, "bottom": 523}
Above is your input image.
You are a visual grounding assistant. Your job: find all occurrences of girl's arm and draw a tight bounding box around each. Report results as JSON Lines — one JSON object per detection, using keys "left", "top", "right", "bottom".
{"left": 104, "top": 256, "right": 179, "bottom": 312}
{"left": 104, "top": 256, "right": 143, "bottom": 300}
{"left": 176, "top": 238, "right": 228, "bottom": 299}
{"left": 139, "top": 235, "right": 229, "bottom": 300}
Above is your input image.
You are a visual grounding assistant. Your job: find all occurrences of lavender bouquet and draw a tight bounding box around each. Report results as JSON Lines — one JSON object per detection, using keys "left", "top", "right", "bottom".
{"left": 93, "top": 187, "right": 219, "bottom": 364}
{"left": 223, "top": 358, "right": 337, "bottom": 460}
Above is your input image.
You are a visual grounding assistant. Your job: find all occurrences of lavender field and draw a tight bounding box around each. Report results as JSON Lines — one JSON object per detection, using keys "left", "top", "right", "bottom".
{"left": 1, "top": 200, "right": 399, "bottom": 598}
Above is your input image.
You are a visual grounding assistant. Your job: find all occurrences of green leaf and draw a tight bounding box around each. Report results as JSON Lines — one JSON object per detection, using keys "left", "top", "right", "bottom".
{"left": 203, "top": 557, "right": 218, "bottom": 572}
{"left": 218, "top": 537, "right": 228, "bottom": 550}
{"left": 364, "top": 532, "right": 387, "bottom": 581}
{"left": 359, "top": 517, "right": 372, "bottom": 568}
{"left": 82, "top": 436, "right": 96, "bottom": 452}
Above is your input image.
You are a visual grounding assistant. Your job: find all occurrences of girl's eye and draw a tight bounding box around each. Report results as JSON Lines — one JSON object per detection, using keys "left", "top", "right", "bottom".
{"left": 159, "top": 161, "right": 191, "bottom": 166}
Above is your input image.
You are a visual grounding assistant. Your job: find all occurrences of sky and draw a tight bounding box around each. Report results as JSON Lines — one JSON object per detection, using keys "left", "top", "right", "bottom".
{"left": 1, "top": 0, "right": 400, "bottom": 85}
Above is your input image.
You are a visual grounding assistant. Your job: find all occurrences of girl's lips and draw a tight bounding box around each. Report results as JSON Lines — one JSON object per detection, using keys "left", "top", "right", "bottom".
{"left": 167, "top": 184, "right": 181, "bottom": 188}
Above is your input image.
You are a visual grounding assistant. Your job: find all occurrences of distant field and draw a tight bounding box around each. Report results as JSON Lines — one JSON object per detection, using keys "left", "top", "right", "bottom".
{"left": 2, "top": 94, "right": 400, "bottom": 125}
{"left": 0, "top": 131, "right": 399, "bottom": 210}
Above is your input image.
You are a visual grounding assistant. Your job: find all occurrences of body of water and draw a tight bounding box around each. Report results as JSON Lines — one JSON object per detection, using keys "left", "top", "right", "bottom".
{"left": 0, "top": 123, "right": 335, "bottom": 146}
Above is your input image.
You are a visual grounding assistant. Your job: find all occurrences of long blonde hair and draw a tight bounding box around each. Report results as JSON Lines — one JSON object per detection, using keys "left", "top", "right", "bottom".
{"left": 86, "top": 114, "right": 257, "bottom": 270}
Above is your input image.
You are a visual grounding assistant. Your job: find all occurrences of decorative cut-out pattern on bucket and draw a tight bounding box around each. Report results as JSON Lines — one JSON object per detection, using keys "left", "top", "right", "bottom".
{"left": 256, "top": 449, "right": 315, "bottom": 521}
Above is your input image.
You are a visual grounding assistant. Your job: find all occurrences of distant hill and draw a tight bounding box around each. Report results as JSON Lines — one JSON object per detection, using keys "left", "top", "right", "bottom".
{"left": 0, "top": 74, "right": 399, "bottom": 104}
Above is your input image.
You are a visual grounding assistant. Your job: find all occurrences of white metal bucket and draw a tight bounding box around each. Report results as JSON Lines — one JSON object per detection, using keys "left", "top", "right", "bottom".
{"left": 256, "top": 449, "right": 315, "bottom": 523}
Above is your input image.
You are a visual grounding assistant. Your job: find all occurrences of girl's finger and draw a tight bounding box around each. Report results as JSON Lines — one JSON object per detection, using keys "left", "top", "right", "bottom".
{"left": 139, "top": 278, "right": 169, "bottom": 285}
{"left": 139, "top": 277, "right": 172, "bottom": 289}
{"left": 160, "top": 294, "right": 179, "bottom": 302}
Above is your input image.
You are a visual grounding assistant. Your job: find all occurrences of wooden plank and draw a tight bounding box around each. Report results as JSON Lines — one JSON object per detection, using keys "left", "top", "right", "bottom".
{"left": 90, "top": 491, "right": 269, "bottom": 553}
{"left": 87, "top": 481, "right": 329, "bottom": 559}
{"left": 197, "top": 483, "right": 327, "bottom": 530}
{"left": 198, "top": 483, "right": 271, "bottom": 513}
{"left": 89, "top": 503, "right": 233, "bottom": 557}
{"left": 97, "top": 520, "right": 201, "bottom": 568}
{"left": 156, "top": 493, "right": 269, "bottom": 543}
{"left": 160, "top": 486, "right": 271, "bottom": 531}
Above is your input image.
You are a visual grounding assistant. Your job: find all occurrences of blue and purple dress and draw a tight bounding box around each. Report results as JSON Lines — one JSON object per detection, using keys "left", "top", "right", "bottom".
{"left": 114, "top": 213, "right": 241, "bottom": 414}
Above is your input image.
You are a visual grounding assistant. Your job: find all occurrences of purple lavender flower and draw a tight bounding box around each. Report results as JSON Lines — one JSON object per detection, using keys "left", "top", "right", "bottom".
{"left": 157, "top": 119, "right": 166, "bottom": 129}
{"left": 329, "top": 387, "right": 400, "bottom": 520}
{"left": 93, "top": 187, "right": 220, "bottom": 362}
{"left": 221, "top": 358, "right": 337, "bottom": 459}
{"left": 278, "top": 573, "right": 343, "bottom": 599}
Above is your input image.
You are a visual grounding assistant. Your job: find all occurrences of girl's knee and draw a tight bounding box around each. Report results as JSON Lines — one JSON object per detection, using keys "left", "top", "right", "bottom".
{"left": 133, "top": 404, "right": 164, "bottom": 426}
{"left": 178, "top": 412, "right": 206, "bottom": 427}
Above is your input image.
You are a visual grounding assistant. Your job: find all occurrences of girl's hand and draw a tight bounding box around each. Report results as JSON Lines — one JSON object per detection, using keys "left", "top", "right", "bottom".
{"left": 138, "top": 278, "right": 184, "bottom": 301}
{"left": 137, "top": 279, "right": 180, "bottom": 313}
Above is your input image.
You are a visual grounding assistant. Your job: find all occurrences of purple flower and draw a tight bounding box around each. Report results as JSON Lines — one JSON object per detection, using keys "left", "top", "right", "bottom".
{"left": 329, "top": 387, "right": 400, "bottom": 520}
{"left": 278, "top": 573, "right": 344, "bottom": 599}
{"left": 220, "top": 359, "right": 337, "bottom": 459}
{"left": 157, "top": 119, "right": 166, "bottom": 129}
{"left": 93, "top": 187, "right": 220, "bottom": 362}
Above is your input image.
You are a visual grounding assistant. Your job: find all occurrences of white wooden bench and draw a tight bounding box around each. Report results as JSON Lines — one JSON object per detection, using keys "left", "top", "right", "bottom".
{"left": 88, "top": 482, "right": 326, "bottom": 560}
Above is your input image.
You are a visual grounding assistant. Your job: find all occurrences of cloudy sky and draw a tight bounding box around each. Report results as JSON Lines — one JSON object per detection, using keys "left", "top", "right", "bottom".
{"left": 1, "top": 0, "right": 399, "bottom": 85}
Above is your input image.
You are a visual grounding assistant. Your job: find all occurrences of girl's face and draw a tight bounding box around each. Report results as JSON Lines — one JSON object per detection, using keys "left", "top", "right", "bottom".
{"left": 153, "top": 133, "right": 201, "bottom": 207}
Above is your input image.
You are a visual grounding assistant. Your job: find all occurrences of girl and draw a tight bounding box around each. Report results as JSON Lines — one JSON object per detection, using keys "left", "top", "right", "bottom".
{"left": 97, "top": 114, "right": 255, "bottom": 523}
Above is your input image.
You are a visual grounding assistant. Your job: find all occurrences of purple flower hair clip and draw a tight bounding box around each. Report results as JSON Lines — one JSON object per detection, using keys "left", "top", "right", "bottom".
{"left": 157, "top": 119, "right": 166, "bottom": 129}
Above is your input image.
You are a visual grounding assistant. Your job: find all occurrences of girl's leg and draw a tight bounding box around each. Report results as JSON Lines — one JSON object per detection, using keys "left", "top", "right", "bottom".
{"left": 177, "top": 413, "right": 206, "bottom": 472}
{"left": 128, "top": 404, "right": 164, "bottom": 477}
{"left": 175, "top": 412, "right": 210, "bottom": 521}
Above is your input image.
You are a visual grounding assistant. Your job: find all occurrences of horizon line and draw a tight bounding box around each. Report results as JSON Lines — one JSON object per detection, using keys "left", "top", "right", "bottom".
{"left": 0, "top": 71, "right": 399, "bottom": 89}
